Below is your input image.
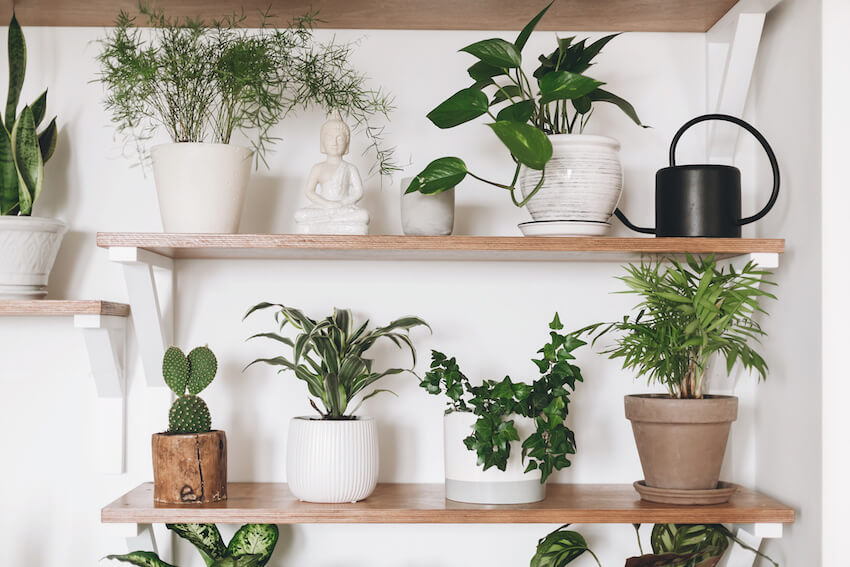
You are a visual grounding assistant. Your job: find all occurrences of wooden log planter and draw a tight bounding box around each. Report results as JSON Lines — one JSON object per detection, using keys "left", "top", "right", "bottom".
{"left": 152, "top": 430, "right": 227, "bottom": 504}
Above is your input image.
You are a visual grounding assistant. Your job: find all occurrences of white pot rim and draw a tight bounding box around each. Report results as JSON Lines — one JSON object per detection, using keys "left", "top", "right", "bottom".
{"left": 151, "top": 141, "right": 254, "bottom": 154}
{"left": 292, "top": 415, "right": 374, "bottom": 422}
{"left": 545, "top": 133, "right": 621, "bottom": 148}
{"left": 0, "top": 216, "right": 66, "bottom": 229}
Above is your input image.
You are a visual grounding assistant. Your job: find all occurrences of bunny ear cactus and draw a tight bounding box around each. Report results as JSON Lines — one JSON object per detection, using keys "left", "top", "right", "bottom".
{"left": 162, "top": 345, "right": 218, "bottom": 434}
{"left": 0, "top": 13, "right": 59, "bottom": 216}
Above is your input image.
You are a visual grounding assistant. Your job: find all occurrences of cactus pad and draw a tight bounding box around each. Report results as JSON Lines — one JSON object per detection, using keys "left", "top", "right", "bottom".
{"left": 163, "top": 346, "right": 189, "bottom": 395}
{"left": 187, "top": 346, "right": 217, "bottom": 395}
{"left": 168, "top": 395, "right": 212, "bottom": 433}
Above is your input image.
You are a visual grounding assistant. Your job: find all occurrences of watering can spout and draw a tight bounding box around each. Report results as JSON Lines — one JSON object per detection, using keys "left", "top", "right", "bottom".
{"left": 614, "top": 209, "right": 655, "bottom": 235}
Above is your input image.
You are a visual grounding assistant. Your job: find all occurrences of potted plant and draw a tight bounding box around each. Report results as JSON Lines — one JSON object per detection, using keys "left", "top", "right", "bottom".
{"left": 580, "top": 255, "right": 776, "bottom": 504}
{"left": 108, "top": 522, "right": 279, "bottom": 567}
{"left": 152, "top": 345, "right": 226, "bottom": 504}
{"left": 405, "top": 2, "right": 645, "bottom": 236}
{"left": 245, "top": 303, "right": 428, "bottom": 503}
{"left": 0, "top": 14, "right": 61, "bottom": 299}
{"left": 419, "top": 314, "right": 586, "bottom": 504}
{"left": 97, "top": 6, "right": 397, "bottom": 234}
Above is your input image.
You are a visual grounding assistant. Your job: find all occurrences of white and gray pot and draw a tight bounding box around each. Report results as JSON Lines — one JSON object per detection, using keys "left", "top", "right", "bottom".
{"left": 444, "top": 411, "right": 545, "bottom": 504}
{"left": 286, "top": 416, "right": 379, "bottom": 503}
{"left": 151, "top": 142, "right": 252, "bottom": 233}
{"left": 0, "top": 216, "right": 66, "bottom": 299}
{"left": 400, "top": 176, "right": 455, "bottom": 236}
{"left": 517, "top": 134, "right": 623, "bottom": 236}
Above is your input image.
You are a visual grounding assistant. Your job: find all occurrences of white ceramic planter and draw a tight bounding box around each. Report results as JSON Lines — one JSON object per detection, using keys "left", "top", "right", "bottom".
{"left": 400, "top": 177, "right": 455, "bottom": 236}
{"left": 286, "top": 416, "right": 379, "bottom": 503}
{"left": 444, "top": 411, "right": 545, "bottom": 504}
{"left": 518, "top": 134, "right": 623, "bottom": 226}
{"left": 151, "top": 143, "right": 252, "bottom": 233}
{"left": 0, "top": 216, "right": 66, "bottom": 299}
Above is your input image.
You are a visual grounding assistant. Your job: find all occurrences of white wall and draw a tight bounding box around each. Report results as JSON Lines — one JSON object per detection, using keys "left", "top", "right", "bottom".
{"left": 0, "top": 10, "right": 819, "bottom": 566}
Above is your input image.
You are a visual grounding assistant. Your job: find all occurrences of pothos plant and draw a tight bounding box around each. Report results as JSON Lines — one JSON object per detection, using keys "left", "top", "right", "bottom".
{"left": 405, "top": 1, "right": 644, "bottom": 206}
{"left": 245, "top": 303, "right": 429, "bottom": 419}
{"left": 1, "top": 14, "right": 58, "bottom": 216}
{"left": 579, "top": 255, "right": 775, "bottom": 399}
{"left": 107, "top": 523, "right": 279, "bottom": 567}
{"left": 419, "top": 313, "right": 585, "bottom": 483}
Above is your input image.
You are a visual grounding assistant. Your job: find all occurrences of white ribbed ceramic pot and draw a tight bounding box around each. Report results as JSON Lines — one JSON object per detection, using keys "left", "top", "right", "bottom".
{"left": 151, "top": 142, "right": 252, "bottom": 233}
{"left": 286, "top": 416, "right": 379, "bottom": 503}
{"left": 444, "top": 411, "right": 545, "bottom": 504}
{"left": 0, "top": 216, "right": 66, "bottom": 299}
{"left": 518, "top": 134, "right": 623, "bottom": 223}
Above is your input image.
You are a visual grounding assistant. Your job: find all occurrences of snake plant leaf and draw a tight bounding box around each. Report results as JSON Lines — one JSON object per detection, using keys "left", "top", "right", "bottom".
{"left": 31, "top": 89, "right": 46, "bottom": 127}
{"left": 426, "top": 88, "right": 489, "bottom": 129}
{"left": 38, "top": 116, "right": 57, "bottom": 162}
{"left": 406, "top": 157, "right": 468, "bottom": 195}
{"left": 538, "top": 71, "right": 604, "bottom": 104}
{"left": 5, "top": 13, "right": 25, "bottom": 130}
{"left": 166, "top": 523, "right": 227, "bottom": 565}
{"left": 515, "top": 1, "right": 553, "bottom": 51}
{"left": 487, "top": 120, "right": 553, "bottom": 170}
{"left": 226, "top": 524, "right": 279, "bottom": 566}
{"left": 0, "top": 125, "right": 19, "bottom": 214}
{"left": 105, "top": 551, "right": 178, "bottom": 567}
{"left": 460, "top": 38, "right": 522, "bottom": 69}
{"left": 11, "top": 105, "right": 42, "bottom": 215}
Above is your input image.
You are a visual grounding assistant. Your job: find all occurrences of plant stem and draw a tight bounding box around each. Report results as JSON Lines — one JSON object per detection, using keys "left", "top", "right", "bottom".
{"left": 510, "top": 169, "right": 546, "bottom": 207}
{"left": 466, "top": 171, "right": 514, "bottom": 191}
{"left": 586, "top": 549, "right": 603, "bottom": 567}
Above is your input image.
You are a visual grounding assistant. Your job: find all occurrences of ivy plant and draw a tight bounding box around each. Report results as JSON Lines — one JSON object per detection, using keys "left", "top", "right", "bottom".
{"left": 406, "top": 1, "right": 644, "bottom": 207}
{"left": 419, "top": 313, "right": 586, "bottom": 483}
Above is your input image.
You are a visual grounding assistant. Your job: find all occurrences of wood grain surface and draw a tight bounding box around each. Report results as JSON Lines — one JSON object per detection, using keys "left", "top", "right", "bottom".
{"left": 102, "top": 482, "right": 795, "bottom": 525}
{"left": 0, "top": 300, "right": 130, "bottom": 317}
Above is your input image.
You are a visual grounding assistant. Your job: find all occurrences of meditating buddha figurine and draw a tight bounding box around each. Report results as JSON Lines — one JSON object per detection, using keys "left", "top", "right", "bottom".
{"left": 294, "top": 111, "right": 369, "bottom": 235}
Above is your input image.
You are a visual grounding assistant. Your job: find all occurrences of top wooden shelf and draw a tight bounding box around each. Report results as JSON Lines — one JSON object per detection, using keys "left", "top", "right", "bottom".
{"left": 96, "top": 233, "right": 784, "bottom": 263}
{"left": 0, "top": 300, "right": 130, "bottom": 317}
{"left": 102, "top": 482, "right": 795, "bottom": 525}
{"left": 5, "top": 0, "right": 738, "bottom": 32}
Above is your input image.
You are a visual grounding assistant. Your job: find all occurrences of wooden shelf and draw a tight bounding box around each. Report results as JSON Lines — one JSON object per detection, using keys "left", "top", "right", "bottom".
{"left": 96, "top": 233, "right": 784, "bottom": 262}
{"left": 102, "top": 483, "right": 795, "bottom": 525}
{"left": 0, "top": 300, "right": 130, "bottom": 317}
{"left": 5, "top": 0, "right": 739, "bottom": 32}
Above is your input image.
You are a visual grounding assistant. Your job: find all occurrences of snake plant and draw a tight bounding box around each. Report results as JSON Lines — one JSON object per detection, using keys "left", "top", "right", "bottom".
{"left": 1, "top": 14, "right": 58, "bottom": 216}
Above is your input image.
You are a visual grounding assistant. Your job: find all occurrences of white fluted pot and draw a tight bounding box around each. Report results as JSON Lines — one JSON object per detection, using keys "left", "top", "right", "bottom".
{"left": 286, "top": 416, "right": 379, "bottom": 503}
{"left": 0, "top": 216, "right": 66, "bottom": 299}
{"left": 444, "top": 411, "right": 545, "bottom": 504}
{"left": 518, "top": 134, "right": 623, "bottom": 225}
{"left": 151, "top": 142, "right": 252, "bottom": 233}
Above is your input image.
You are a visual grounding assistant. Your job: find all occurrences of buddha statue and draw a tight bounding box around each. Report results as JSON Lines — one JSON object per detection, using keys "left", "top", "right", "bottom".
{"left": 294, "top": 111, "right": 369, "bottom": 235}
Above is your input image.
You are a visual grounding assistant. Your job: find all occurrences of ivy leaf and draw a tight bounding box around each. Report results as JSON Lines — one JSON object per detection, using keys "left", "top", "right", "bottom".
{"left": 468, "top": 60, "right": 505, "bottom": 82}
{"left": 538, "top": 71, "right": 604, "bottom": 104}
{"left": 427, "top": 88, "right": 489, "bottom": 129}
{"left": 487, "top": 121, "right": 552, "bottom": 170}
{"left": 515, "top": 1, "right": 554, "bottom": 51}
{"left": 496, "top": 100, "right": 535, "bottom": 123}
{"left": 406, "top": 157, "right": 468, "bottom": 195}
{"left": 588, "top": 88, "right": 646, "bottom": 126}
{"left": 460, "top": 38, "right": 522, "bottom": 68}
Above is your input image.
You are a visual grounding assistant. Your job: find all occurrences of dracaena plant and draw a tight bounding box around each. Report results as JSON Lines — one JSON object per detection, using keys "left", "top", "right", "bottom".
{"left": 419, "top": 314, "right": 585, "bottom": 483}
{"left": 1, "top": 14, "right": 58, "bottom": 216}
{"left": 107, "top": 523, "right": 279, "bottom": 567}
{"left": 406, "top": 1, "right": 643, "bottom": 207}
{"left": 579, "top": 255, "right": 776, "bottom": 399}
{"left": 245, "top": 303, "right": 429, "bottom": 419}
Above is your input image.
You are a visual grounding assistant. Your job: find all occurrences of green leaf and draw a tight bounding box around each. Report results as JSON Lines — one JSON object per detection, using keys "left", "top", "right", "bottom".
{"left": 105, "top": 551, "right": 178, "bottom": 567}
{"left": 426, "top": 88, "right": 489, "bottom": 129}
{"left": 531, "top": 528, "right": 592, "bottom": 567}
{"left": 572, "top": 96, "right": 591, "bottom": 114}
{"left": 487, "top": 121, "right": 553, "bottom": 170}
{"left": 31, "top": 90, "right": 47, "bottom": 127}
{"left": 460, "top": 38, "right": 522, "bottom": 68}
{"left": 188, "top": 345, "right": 218, "bottom": 395}
{"left": 467, "top": 60, "right": 505, "bottom": 82}
{"left": 167, "top": 523, "right": 227, "bottom": 565}
{"left": 11, "top": 105, "right": 42, "bottom": 215}
{"left": 162, "top": 346, "right": 189, "bottom": 395}
{"left": 406, "top": 157, "right": 467, "bottom": 195}
{"left": 38, "top": 116, "right": 57, "bottom": 163}
{"left": 538, "top": 71, "right": 604, "bottom": 104}
{"left": 0, "top": 125, "right": 18, "bottom": 214}
{"left": 515, "top": 1, "right": 553, "bottom": 51}
{"left": 496, "top": 100, "right": 535, "bottom": 123}
{"left": 227, "top": 524, "right": 279, "bottom": 566}
{"left": 588, "top": 88, "right": 645, "bottom": 126}
{"left": 210, "top": 557, "right": 262, "bottom": 567}
{"left": 5, "top": 13, "right": 25, "bottom": 130}
{"left": 490, "top": 85, "right": 523, "bottom": 105}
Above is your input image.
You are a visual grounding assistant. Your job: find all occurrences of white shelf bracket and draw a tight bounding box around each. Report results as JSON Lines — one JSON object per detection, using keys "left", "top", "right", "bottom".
{"left": 706, "top": 0, "right": 780, "bottom": 163}
{"left": 109, "top": 246, "right": 174, "bottom": 387}
{"left": 74, "top": 314, "right": 127, "bottom": 474}
{"left": 721, "top": 524, "right": 781, "bottom": 567}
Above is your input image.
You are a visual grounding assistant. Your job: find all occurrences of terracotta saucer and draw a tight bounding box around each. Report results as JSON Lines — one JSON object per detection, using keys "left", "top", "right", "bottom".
{"left": 633, "top": 480, "right": 738, "bottom": 505}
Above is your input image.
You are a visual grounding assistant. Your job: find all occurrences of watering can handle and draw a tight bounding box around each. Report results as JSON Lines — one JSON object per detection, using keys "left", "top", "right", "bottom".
{"left": 670, "top": 113, "right": 780, "bottom": 226}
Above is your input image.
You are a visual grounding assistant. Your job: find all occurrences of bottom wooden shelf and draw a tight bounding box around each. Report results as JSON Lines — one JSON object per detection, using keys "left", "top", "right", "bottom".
{"left": 101, "top": 483, "right": 795, "bottom": 525}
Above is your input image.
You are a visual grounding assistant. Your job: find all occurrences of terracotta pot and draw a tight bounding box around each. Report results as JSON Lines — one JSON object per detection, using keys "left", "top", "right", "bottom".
{"left": 624, "top": 394, "right": 737, "bottom": 490}
{"left": 152, "top": 430, "right": 227, "bottom": 504}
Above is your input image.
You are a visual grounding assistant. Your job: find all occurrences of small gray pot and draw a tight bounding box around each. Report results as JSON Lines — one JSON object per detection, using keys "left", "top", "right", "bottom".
{"left": 400, "top": 177, "right": 455, "bottom": 236}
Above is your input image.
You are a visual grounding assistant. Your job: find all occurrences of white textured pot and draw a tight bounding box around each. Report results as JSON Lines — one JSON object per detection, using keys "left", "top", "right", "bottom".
{"left": 518, "top": 134, "right": 623, "bottom": 224}
{"left": 151, "top": 143, "right": 252, "bottom": 233}
{"left": 286, "top": 416, "right": 379, "bottom": 503}
{"left": 400, "top": 177, "right": 455, "bottom": 236}
{"left": 444, "top": 411, "right": 545, "bottom": 504}
{"left": 0, "top": 216, "right": 66, "bottom": 299}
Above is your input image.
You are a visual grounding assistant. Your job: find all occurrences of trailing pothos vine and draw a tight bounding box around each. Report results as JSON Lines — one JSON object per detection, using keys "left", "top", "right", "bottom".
{"left": 419, "top": 313, "right": 586, "bottom": 483}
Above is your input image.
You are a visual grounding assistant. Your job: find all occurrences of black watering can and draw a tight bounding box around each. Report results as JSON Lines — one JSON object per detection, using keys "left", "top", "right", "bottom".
{"left": 614, "top": 114, "right": 779, "bottom": 237}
